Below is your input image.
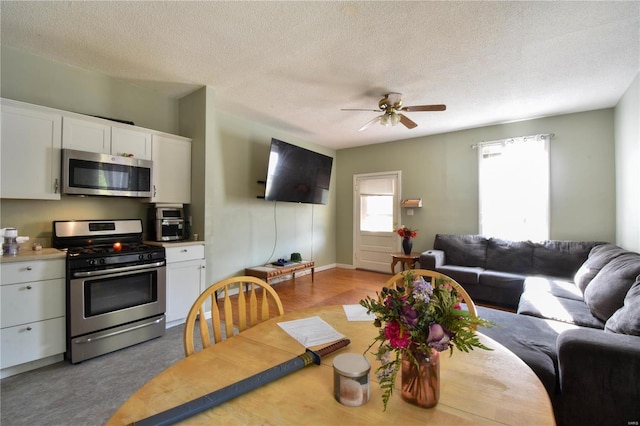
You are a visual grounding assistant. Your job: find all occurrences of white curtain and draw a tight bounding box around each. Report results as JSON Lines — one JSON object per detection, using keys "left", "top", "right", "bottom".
{"left": 478, "top": 134, "right": 550, "bottom": 241}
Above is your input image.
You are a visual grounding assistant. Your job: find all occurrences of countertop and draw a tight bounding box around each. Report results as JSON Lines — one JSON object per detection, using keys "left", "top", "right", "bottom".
{"left": 143, "top": 240, "right": 205, "bottom": 248}
{"left": 0, "top": 247, "right": 66, "bottom": 263}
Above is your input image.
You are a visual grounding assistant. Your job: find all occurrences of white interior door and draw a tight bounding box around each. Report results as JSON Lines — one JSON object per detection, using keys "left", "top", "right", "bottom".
{"left": 353, "top": 172, "right": 401, "bottom": 272}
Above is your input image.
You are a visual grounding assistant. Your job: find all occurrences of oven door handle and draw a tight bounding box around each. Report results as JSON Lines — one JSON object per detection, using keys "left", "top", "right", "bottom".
{"left": 72, "top": 316, "right": 165, "bottom": 344}
{"left": 72, "top": 261, "right": 165, "bottom": 278}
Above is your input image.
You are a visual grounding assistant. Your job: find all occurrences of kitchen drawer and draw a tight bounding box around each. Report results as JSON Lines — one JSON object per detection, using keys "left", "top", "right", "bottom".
{"left": 0, "top": 316, "right": 65, "bottom": 369}
{"left": 0, "top": 259, "right": 65, "bottom": 285}
{"left": 1, "top": 278, "right": 65, "bottom": 328}
{"left": 165, "top": 244, "right": 205, "bottom": 263}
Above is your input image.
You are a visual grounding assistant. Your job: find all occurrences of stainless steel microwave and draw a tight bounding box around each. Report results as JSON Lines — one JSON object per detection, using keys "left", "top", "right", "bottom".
{"left": 62, "top": 149, "right": 153, "bottom": 197}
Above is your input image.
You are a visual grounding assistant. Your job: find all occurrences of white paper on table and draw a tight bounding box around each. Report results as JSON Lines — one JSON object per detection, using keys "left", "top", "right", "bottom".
{"left": 277, "top": 316, "right": 346, "bottom": 347}
{"left": 342, "top": 304, "right": 376, "bottom": 321}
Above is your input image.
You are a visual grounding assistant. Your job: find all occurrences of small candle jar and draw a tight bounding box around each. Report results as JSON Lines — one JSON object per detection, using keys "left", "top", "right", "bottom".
{"left": 333, "top": 353, "right": 370, "bottom": 407}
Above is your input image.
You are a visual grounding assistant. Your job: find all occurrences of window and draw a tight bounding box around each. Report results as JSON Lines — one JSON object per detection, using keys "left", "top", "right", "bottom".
{"left": 477, "top": 134, "right": 551, "bottom": 241}
{"left": 358, "top": 176, "right": 396, "bottom": 232}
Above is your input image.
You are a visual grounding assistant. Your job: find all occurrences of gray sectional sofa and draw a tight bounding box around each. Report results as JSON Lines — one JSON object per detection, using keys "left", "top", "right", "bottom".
{"left": 420, "top": 234, "right": 640, "bottom": 426}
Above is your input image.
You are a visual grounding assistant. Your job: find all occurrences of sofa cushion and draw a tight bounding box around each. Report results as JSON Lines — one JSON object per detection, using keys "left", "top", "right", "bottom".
{"left": 523, "top": 276, "right": 584, "bottom": 301}
{"left": 532, "top": 240, "right": 600, "bottom": 279}
{"left": 574, "top": 244, "right": 628, "bottom": 293}
{"left": 605, "top": 275, "right": 640, "bottom": 336}
{"left": 479, "top": 270, "right": 527, "bottom": 290}
{"left": 433, "top": 234, "right": 487, "bottom": 268}
{"left": 583, "top": 253, "right": 640, "bottom": 321}
{"left": 518, "top": 291, "right": 605, "bottom": 329}
{"left": 485, "top": 238, "right": 534, "bottom": 273}
{"left": 477, "top": 306, "right": 578, "bottom": 397}
{"left": 435, "top": 265, "right": 484, "bottom": 285}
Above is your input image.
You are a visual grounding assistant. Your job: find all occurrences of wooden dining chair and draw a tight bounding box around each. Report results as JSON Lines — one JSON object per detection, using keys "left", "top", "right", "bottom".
{"left": 384, "top": 269, "right": 478, "bottom": 319}
{"left": 183, "top": 276, "right": 285, "bottom": 357}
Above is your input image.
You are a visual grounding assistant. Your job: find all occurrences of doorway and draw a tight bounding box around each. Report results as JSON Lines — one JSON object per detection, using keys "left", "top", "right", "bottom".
{"left": 353, "top": 171, "right": 401, "bottom": 272}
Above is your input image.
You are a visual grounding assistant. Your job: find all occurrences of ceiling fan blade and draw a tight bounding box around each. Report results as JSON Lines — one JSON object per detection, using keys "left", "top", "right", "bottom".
{"left": 358, "top": 115, "right": 383, "bottom": 131}
{"left": 341, "top": 108, "right": 383, "bottom": 112}
{"left": 401, "top": 104, "right": 447, "bottom": 112}
{"left": 399, "top": 114, "right": 418, "bottom": 129}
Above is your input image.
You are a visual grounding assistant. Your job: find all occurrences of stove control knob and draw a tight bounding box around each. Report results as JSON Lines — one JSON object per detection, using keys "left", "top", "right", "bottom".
{"left": 139, "top": 254, "right": 145, "bottom": 261}
{"left": 88, "top": 259, "right": 96, "bottom": 266}
{"left": 99, "top": 258, "right": 106, "bottom": 265}
{"left": 147, "top": 253, "right": 153, "bottom": 260}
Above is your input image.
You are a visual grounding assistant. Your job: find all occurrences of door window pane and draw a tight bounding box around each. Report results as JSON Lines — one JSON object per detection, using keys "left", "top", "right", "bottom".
{"left": 360, "top": 195, "right": 393, "bottom": 232}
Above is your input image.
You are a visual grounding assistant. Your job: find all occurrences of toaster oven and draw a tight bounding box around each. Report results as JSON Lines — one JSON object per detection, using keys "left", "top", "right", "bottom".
{"left": 149, "top": 207, "right": 185, "bottom": 241}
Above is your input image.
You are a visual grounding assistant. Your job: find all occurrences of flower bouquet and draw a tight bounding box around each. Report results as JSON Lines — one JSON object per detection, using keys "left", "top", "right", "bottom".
{"left": 396, "top": 226, "right": 417, "bottom": 254}
{"left": 395, "top": 225, "right": 417, "bottom": 239}
{"left": 360, "top": 271, "right": 493, "bottom": 410}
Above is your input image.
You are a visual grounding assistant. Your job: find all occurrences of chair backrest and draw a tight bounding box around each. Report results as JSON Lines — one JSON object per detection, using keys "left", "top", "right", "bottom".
{"left": 384, "top": 269, "right": 478, "bottom": 319}
{"left": 183, "top": 276, "right": 285, "bottom": 357}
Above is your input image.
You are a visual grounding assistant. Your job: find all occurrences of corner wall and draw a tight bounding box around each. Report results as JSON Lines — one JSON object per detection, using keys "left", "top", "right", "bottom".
{"left": 615, "top": 73, "right": 640, "bottom": 252}
{"left": 179, "top": 90, "right": 337, "bottom": 283}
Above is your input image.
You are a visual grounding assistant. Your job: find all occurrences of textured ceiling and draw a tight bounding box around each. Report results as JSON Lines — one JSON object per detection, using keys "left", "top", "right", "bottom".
{"left": 1, "top": 1, "right": 639, "bottom": 149}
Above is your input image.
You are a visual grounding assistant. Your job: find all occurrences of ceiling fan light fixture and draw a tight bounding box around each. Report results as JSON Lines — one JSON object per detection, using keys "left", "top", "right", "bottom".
{"left": 380, "top": 114, "right": 390, "bottom": 127}
{"left": 390, "top": 111, "right": 400, "bottom": 126}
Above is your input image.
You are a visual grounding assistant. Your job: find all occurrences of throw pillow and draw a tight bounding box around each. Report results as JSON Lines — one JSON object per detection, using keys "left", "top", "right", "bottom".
{"left": 605, "top": 275, "right": 640, "bottom": 336}
{"left": 574, "top": 244, "right": 628, "bottom": 294}
{"left": 433, "top": 234, "right": 487, "bottom": 268}
{"left": 583, "top": 253, "right": 640, "bottom": 321}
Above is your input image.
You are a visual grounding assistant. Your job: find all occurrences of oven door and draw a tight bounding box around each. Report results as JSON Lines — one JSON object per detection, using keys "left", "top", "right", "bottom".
{"left": 69, "top": 263, "right": 166, "bottom": 338}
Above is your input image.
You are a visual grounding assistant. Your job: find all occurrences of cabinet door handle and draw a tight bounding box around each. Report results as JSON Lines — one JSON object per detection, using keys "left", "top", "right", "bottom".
{"left": 26, "top": 285, "right": 32, "bottom": 290}
{"left": 26, "top": 327, "right": 32, "bottom": 331}
{"left": 181, "top": 249, "right": 188, "bottom": 253}
{"left": 26, "top": 266, "right": 33, "bottom": 271}
{"left": 54, "top": 178, "right": 59, "bottom": 193}
{"left": 153, "top": 185, "right": 157, "bottom": 197}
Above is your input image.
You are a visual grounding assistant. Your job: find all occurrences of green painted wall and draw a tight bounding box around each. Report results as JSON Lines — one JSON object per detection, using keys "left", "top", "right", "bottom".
{"left": 1, "top": 46, "right": 178, "bottom": 134}
{"left": 336, "top": 109, "right": 617, "bottom": 264}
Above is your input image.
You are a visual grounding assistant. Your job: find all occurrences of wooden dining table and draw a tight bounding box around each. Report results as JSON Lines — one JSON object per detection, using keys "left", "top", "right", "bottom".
{"left": 107, "top": 305, "right": 555, "bottom": 425}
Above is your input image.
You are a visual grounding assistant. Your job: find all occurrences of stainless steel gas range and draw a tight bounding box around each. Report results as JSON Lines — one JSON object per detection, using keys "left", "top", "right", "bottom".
{"left": 53, "top": 219, "right": 166, "bottom": 364}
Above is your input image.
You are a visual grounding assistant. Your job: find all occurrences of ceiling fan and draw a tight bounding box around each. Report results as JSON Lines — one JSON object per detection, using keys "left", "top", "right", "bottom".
{"left": 342, "top": 92, "right": 446, "bottom": 131}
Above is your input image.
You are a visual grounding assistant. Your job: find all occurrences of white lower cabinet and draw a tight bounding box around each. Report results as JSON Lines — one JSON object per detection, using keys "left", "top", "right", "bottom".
{"left": 0, "top": 258, "right": 66, "bottom": 377}
{"left": 165, "top": 244, "right": 205, "bottom": 327}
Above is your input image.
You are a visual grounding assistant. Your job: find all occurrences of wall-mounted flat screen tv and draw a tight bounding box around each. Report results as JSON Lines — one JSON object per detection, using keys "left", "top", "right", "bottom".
{"left": 264, "top": 138, "right": 333, "bottom": 205}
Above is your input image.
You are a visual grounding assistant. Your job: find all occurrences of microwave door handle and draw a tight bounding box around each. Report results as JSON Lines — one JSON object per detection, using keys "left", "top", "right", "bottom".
{"left": 72, "top": 261, "right": 165, "bottom": 278}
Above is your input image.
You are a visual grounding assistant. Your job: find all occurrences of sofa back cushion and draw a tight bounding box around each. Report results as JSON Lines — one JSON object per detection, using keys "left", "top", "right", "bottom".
{"left": 485, "top": 238, "right": 534, "bottom": 273}
{"left": 532, "top": 240, "right": 601, "bottom": 278}
{"left": 433, "top": 234, "right": 487, "bottom": 268}
{"left": 584, "top": 253, "right": 640, "bottom": 321}
{"left": 574, "top": 244, "right": 628, "bottom": 293}
{"left": 605, "top": 275, "right": 640, "bottom": 336}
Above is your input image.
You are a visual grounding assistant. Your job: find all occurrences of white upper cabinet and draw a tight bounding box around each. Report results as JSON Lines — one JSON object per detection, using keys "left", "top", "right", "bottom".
{"left": 111, "top": 127, "right": 152, "bottom": 160}
{"left": 1, "top": 100, "right": 62, "bottom": 200}
{"left": 63, "top": 116, "right": 151, "bottom": 160}
{"left": 62, "top": 117, "right": 111, "bottom": 153}
{"left": 150, "top": 134, "right": 192, "bottom": 204}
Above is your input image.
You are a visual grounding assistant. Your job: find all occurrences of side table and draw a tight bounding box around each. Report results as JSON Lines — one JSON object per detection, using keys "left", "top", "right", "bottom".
{"left": 245, "top": 261, "right": 315, "bottom": 285}
{"left": 390, "top": 252, "right": 420, "bottom": 274}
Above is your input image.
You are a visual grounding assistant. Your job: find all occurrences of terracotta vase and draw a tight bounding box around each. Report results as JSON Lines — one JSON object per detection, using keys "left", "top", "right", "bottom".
{"left": 400, "top": 349, "right": 440, "bottom": 408}
{"left": 402, "top": 237, "right": 413, "bottom": 255}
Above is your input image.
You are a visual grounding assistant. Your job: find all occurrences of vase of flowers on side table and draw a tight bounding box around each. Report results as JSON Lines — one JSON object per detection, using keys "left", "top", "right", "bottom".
{"left": 396, "top": 226, "right": 417, "bottom": 255}
{"left": 360, "top": 271, "right": 493, "bottom": 410}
